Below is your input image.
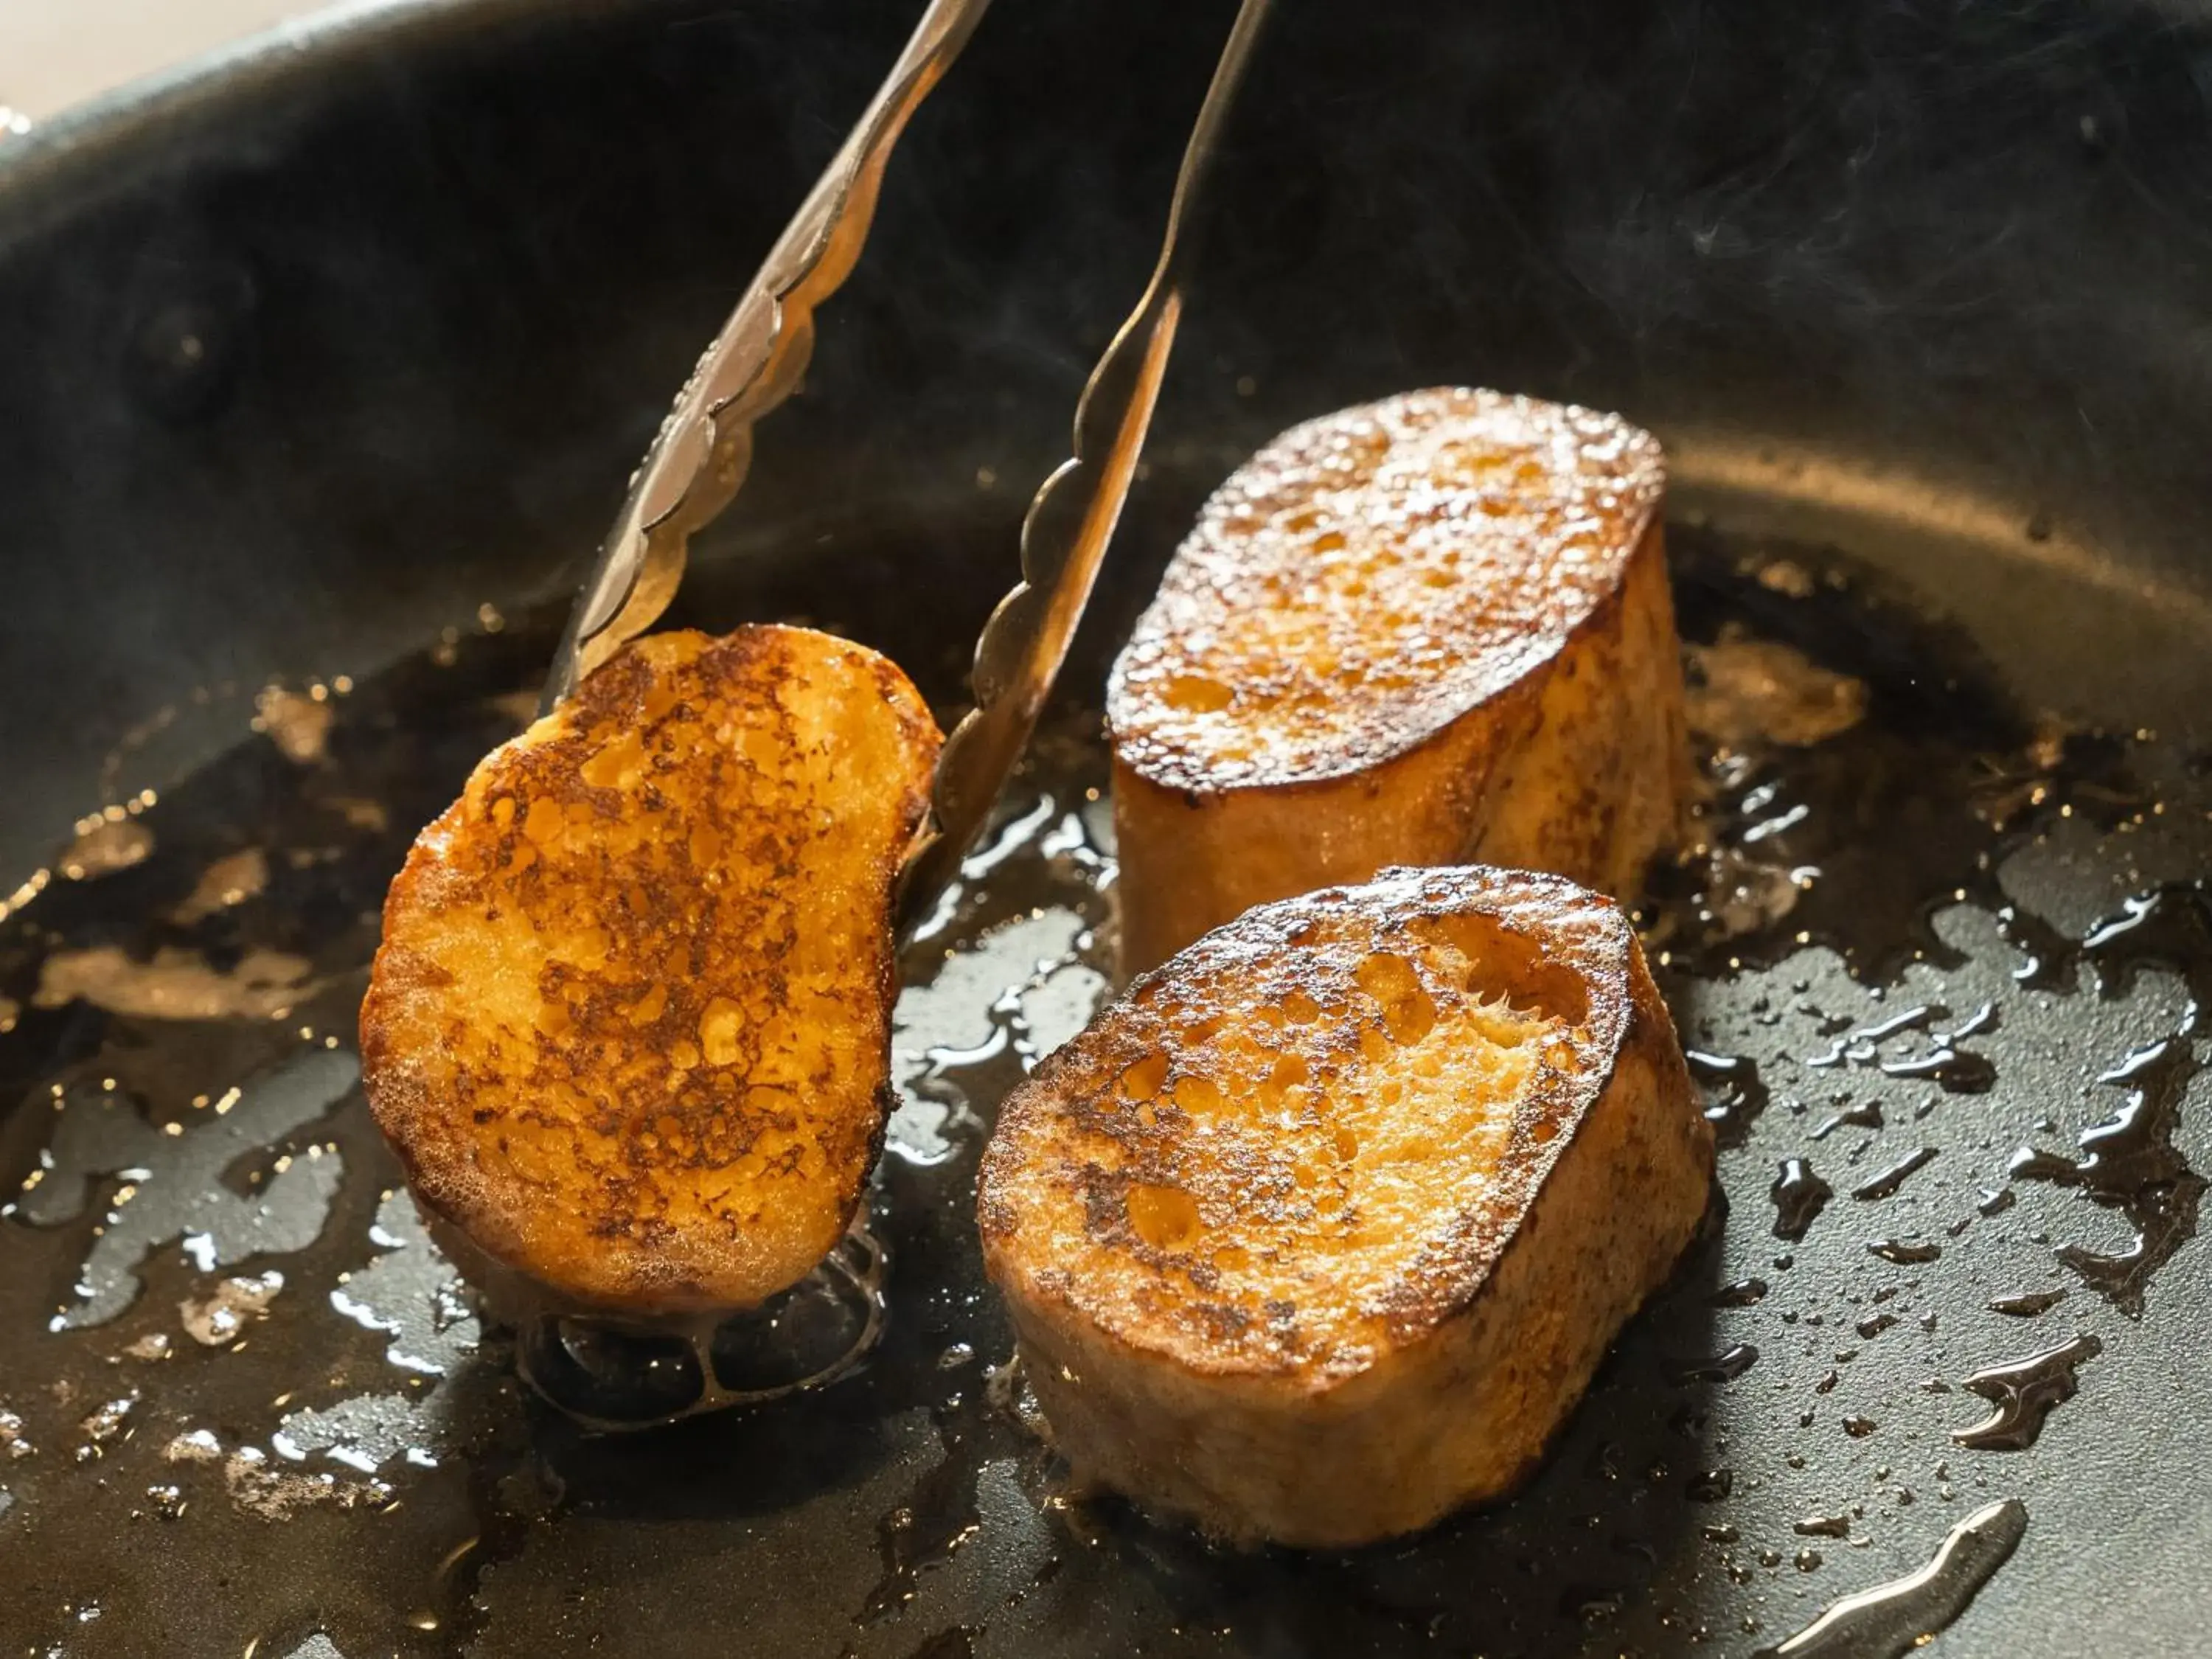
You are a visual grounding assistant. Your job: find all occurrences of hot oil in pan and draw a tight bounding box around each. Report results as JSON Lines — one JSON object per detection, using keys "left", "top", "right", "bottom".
{"left": 0, "top": 513, "right": 2207, "bottom": 1658}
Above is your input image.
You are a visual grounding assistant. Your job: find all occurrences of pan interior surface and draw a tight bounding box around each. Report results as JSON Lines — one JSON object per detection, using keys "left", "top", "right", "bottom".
{"left": 1, "top": 2, "right": 2211, "bottom": 1657}
{"left": 1, "top": 484, "right": 2207, "bottom": 1659}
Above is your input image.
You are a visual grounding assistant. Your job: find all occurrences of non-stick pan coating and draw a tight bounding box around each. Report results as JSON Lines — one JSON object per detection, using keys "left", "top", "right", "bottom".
{"left": 1, "top": 2, "right": 2209, "bottom": 1655}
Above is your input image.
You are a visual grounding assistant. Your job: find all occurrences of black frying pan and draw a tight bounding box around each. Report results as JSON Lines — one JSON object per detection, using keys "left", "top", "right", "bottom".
{"left": 1, "top": 1, "right": 2209, "bottom": 1654}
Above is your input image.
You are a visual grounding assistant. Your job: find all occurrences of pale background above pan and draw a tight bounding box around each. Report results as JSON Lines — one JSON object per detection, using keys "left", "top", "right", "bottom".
{"left": 0, "top": 0, "right": 331, "bottom": 122}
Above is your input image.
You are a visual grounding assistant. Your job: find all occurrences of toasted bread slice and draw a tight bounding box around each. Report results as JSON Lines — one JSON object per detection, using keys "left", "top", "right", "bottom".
{"left": 1107, "top": 388, "right": 1688, "bottom": 973}
{"left": 361, "top": 625, "right": 941, "bottom": 1316}
{"left": 976, "top": 864, "right": 1711, "bottom": 1548}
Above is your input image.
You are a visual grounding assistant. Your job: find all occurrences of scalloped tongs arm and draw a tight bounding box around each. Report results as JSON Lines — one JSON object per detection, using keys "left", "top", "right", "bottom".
{"left": 540, "top": 0, "right": 996, "bottom": 713}
{"left": 898, "top": 0, "right": 1275, "bottom": 922}
{"left": 540, "top": 0, "right": 1274, "bottom": 933}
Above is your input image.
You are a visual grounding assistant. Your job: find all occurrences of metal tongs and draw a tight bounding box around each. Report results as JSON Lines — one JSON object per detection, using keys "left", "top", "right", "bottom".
{"left": 541, "top": 0, "right": 1273, "bottom": 929}
{"left": 518, "top": 0, "right": 1273, "bottom": 1428}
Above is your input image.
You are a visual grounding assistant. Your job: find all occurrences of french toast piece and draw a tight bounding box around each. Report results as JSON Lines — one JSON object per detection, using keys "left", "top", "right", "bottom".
{"left": 976, "top": 865, "right": 1711, "bottom": 1548}
{"left": 361, "top": 626, "right": 941, "bottom": 1316}
{"left": 1107, "top": 387, "right": 1688, "bottom": 973}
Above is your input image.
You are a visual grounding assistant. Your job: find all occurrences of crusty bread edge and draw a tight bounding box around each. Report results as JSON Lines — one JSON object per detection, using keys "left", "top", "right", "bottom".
{"left": 1110, "top": 520, "right": 1686, "bottom": 972}
{"left": 977, "top": 867, "right": 1714, "bottom": 1545}
{"left": 358, "top": 625, "right": 937, "bottom": 1316}
{"left": 1104, "top": 390, "right": 1669, "bottom": 798}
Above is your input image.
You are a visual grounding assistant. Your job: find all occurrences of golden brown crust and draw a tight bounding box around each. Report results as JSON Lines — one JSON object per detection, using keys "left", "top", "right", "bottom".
{"left": 1106, "top": 389, "right": 1688, "bottom": 974}
{"left": 360, "top": 625, "right": 940, "bottom": 1315}
{"left": 977, "top": 864, "right": 1713, "bottom": 1545}
{"left": 983, "top": 866, "right": 1634, "bottom": 1378}
{"left": 1107, "top": 387, "right": 1664, "bottom": 792}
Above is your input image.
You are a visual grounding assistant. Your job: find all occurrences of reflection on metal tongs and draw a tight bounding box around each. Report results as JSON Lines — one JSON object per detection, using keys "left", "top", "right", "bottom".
{"left": 528, "top": 0, "right": 1274, "bottom": 1427}
{"left": 538, "top": 0, "right": 994, "bottom": 714}
{"left": 896, "top": 0, "right": 1276, "bottom": 919}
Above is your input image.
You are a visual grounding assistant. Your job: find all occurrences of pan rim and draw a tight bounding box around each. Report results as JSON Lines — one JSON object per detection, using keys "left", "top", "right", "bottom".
{"left": 0, "top": 0, "right": 669, "bottom": 251}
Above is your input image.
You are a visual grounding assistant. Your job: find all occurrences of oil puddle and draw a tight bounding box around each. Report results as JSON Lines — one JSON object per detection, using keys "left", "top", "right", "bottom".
{"left": 1650, "top": 524, "right": 2143, "bottom": 982}
{"left": 1867, "top": 1238, "right": 1941, "bottom": 1265}
{"left": 1770, "top": 1158, "right": 1832, "bottom": 1239}
{"left": 1851, "top": 1147, "right": 1937, "bottom": 1202}
{"left": 10, "top": 1049, "right": 355, "bottom": 1329}
{"left": 1951, "top": 1335, "right": 2102, "bottom": 1450}
{"left": 2009, "top": 1049, "right": 2203, "bottom": 1311}
{"left": 0, "top": 520, "right": 2205, "bottom": 1656}
{"left": 512, "top": 1213, "right": 890, "bottom": 1429}
{"left": 1686, "top": 1048, "right": 1770, "bottom": 1147}
{"left": 1754, "top": 1498, "right": 2027, "bottom": 1659}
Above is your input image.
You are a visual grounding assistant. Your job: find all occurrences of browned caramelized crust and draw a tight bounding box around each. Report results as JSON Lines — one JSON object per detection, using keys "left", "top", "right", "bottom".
{"left": 360, "top": 626, "right": 941, "bottom": 1315}
{"left": 1107, "top": 387, "right": 1688, "bottom": 973}
{"left": 977, "top": 865, "right": 1711, "bottom": 1547}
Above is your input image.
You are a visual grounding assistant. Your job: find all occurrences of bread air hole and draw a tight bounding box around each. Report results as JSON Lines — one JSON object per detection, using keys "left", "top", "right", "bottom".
{"left": 1127, "top": 1183, "right": 1203, "bottom": 1251}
